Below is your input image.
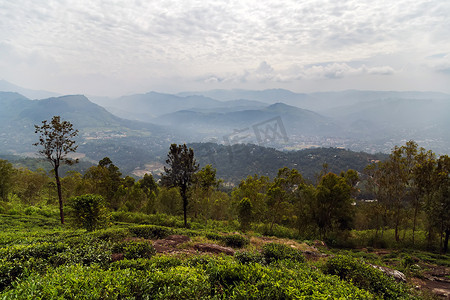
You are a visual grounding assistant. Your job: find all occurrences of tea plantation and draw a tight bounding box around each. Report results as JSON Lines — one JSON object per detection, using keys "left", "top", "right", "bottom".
{"left": 0, "top": 212, "right": 435, "bottom": 299}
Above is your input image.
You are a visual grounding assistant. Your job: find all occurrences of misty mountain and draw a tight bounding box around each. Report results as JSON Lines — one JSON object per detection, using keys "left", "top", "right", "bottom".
{"left": 90, "top": 92, "right": 267, "bottom": 121}
{"left": 311, "top": 90, "right": 450, "bottom": 111}
{"left": 0, "top": 79, "right": 60, "bottom": 100}
{"left": 1, "top": 84, "right": 450, "bottom": 156}
{"left": 320, "top": 98, "right": 450, "bottom": 140}
{"left": 178, "top": 89, "right": 450, "bottom": 111}
{"left": 0, "top": 92, "right": 169, "bottom": 155}
{"left": 152, "top": 102, "right": 341, "bottom": 137}
{"left": 178, "top": 89, "right": 313, "bottom": 107}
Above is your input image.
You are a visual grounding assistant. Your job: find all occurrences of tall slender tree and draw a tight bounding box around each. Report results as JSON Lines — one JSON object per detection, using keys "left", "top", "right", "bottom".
{"left": 161, "top": 144, "right": 199, "bottom": 227}
{"left": 34, "top": 116, "right": 78, "bottom": 224}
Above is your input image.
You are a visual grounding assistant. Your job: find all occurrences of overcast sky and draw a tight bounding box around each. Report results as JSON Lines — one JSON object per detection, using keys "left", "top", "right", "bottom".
{"left": 0, "top": 0, "right": 449, "bottom": 97}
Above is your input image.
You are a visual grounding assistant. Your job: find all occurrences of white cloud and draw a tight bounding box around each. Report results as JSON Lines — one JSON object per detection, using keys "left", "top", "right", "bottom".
{"left": 0, "top": 0, "right": 449, "bottom": 95}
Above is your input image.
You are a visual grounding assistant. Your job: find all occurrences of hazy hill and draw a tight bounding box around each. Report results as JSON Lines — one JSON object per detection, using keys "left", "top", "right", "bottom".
{"left": 177, "top": 88, "right": 312, "bottom": 105}
{"left": 0, "top": 92, "right": 170, "bottom": 156}
{"left": 91, "top": 92, "right": 268, "bottom": 121}
{"left": 0, "top": 79, "right": 60, "bottom": 99}
{"left": 153, "top": 102, "right": 341, "bottom": 137}
{"left": 320, "top": 98, "right": 450, "bottom": 140}
{"left": 178, "top": 88, "right": 450, "bottom": 111}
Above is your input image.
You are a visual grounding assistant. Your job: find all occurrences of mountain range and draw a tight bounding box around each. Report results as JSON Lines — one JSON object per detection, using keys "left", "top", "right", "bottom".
{"left": 0, "top": 80, "right": 449, "bottom": 177}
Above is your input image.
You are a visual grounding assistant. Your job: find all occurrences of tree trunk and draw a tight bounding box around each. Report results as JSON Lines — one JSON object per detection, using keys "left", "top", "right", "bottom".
{"left": 181, "top": 185, "right": 188, "bottom": 228}
{"left": 395, "top": 205, "right": 401, "bottom": 242}
{"left": 444, "top": 229, "right": 449, "bottom": 254}
{"left": 54, "top": 165, "right": 64, "bottom": 224}
{"left": 412, "top": 199, "right": 418, "bottom": 245}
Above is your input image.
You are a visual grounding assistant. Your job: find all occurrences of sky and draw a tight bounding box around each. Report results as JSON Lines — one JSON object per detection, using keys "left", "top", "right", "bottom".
{"left": 0, "top": 0, "right": 449, "bottom": 97}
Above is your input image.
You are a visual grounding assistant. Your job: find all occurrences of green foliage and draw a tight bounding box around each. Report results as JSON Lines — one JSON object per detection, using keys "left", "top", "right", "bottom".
{"left": 83, "top": 157, "right": 123, "bottom": 210}
{"left": 111, "top": 256, "right": 183, "bottom": 271}
{"left": 93, "top": 227, "right": 130, "bottom": 242}
{"left": 156, "top": 187, "right": 183, "bottom": 216}
{"left": 34, "top": 116, "right": 79, "bottom": 224}
{"left": 234, "top": 251, "right": 265, "bottom": 264}
{"left": 324, "top": 255, "right": 410, "bottom": 299}
{"left": 262, "top": 243, "right": 306, "bottom": 264}
{"left": 222, "top": 234, "right": 250, "bottom": 248}
{"left": 0, "top": 242, "right": 67, "bottom": 262}
{"left": 315, "top": 172, "right": 354, "bottom": 238}
{"left": 401, "top": 254, "right": 416, "bottom": 268}
{"left": 238, "top": 197, "right": 252, "bottom": 231}
{"left": 200, "top": 257, "right": 373, "bottom": 299}
{"left": 0, "top": 160, "right": 14, "bottom": 201}
{"left": 67, "top": 194, "right": 110, "bottom": 231}
{"left": 204, "top": 233, "right": 249, "bottom": 248}
{"left": 128, "top": 225, "right": 175, "bottom": 239}
{"left": 2, "top": 264, "right": 212, "bottom": 299}
{"left": 0, "top": 260, "right": 26, "bottom": 291}
{"left": 112, "top": 240, "right": 156, "bottom": 260}
{"left": 161, "top": 143, "right": 199, "bottom": 228}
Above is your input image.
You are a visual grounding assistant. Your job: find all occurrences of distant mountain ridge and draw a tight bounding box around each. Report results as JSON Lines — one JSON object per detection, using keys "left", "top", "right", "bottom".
{"left": 0, "top": 80, "right": 60, "bottom": 99}
{"left": 153, "top": 102, "right": 341, "bottom": 137}
{"left": 0, "top": 92, "right": 169, "bottom": 155}
{"left": 90, "top": 91, "right": 268, "bottom": 121}
{"left": 1, "top": 82, "right": 449, "bottom": 154}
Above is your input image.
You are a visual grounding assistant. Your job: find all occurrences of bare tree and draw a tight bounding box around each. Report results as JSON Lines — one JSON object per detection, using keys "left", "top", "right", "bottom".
{"left": 34, "top": 116, "right": 78, "bottom": 224}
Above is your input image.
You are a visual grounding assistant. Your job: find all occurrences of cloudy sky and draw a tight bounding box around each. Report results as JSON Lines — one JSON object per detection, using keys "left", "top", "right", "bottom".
{"left": 0, "top": 0, "right": 449, "bottom": 96}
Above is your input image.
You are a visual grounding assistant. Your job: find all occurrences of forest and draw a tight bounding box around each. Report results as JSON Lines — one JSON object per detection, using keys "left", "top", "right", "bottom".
{"left": 0, "top": 134, "right": 449, "bottom": 297}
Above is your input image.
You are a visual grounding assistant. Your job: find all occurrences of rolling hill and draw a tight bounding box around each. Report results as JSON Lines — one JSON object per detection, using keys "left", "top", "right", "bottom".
{"left": 152, "top": 102, "right": 342, "bottom": 138}
{"left": 90, "top": 92, "right": 267, "bottom": 121}
{"left": 0, "top": 92, "right": 172, "bottom": 167}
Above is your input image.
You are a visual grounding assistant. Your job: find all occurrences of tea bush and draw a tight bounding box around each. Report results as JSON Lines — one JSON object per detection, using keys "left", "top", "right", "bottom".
{"left": 111, "top": 256, "right": 182, "bottom": 271}
{"left": 222, "top": 234, "right": 249, "bottom": 248}
{"left": 234, "top": 251, "right": 265, "bottom": 264}
{"left": 112, "top": 240, "right": 156, "bottom": 260}
{"left": 262, "top": 243, "right": 305, "bottom": 264}
{"left": 324, "top": 255, "right": 410, "bottom": 299}
{"left": 1, "top": 264, "right": 211, "bottom": 299}
{"left": 0, "top": 260, "right": 25, "bottom": 292}
{"left": 205, "top": 233, "right": 249, "bottom": 248}
{"left": 128, "top": 225, "right": 174, "bottom": 239}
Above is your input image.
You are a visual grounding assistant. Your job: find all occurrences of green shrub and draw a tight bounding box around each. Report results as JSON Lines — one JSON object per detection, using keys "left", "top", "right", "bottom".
{"left": 324, "top": 255, "right": 410, "bottom": 299}
{"left": 94, "top": 227, "right": 130, "bottom": 242}
{"left": 234, "top": 251, "right": 264, "bottom": 264}
{"left": 222, "top": 234, "right": 249, "bottom": 248}
{"left": 110, "top": 258, "right": 154, "bottom": 270}
{"left": 401, "top": 254, "right": 416, "bottom": 268}
{"left": 262, "top": 243, "right": 305, "bottom": 264}
{"left": 112, "top": 255, "right": 182, "bottom": 271}
{"left": 67, "top": 194, "right": 110, "bottom": 231}
{"left": 0, "top": 242, "right": 67, "bottom": 261}
{"left": 204, "top": 233, "right": 249, "bottom": 248}
{"left": 1, "top": 264, "right": 211, "bottom": 299}
{"left": 112, "top": 240, "right": 156, "bottom": 260}
{"left": 0, "top": 260, "right": 26, "bottom": 291}
{"left": 128, "top": 225, "right": 174, "bottom": 239}
{"left": 149, "top": 255, "right": 183, "bottom": 269}
{"left": 205, "top": 232, "right": 221, "bottom": 241}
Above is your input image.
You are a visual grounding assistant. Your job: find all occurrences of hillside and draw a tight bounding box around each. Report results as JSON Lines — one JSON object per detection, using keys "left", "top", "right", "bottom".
{"left": 153, "top": 102, "right": 341, "bottom": 138}
{"left": 91, "top": 92, "right": 266, "bottom": 121}
{"left": 0, "top": 92, "right": 174, "bottom": 168}
{"left": 190, "top": 143, "right": 386, "bottom": 184}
